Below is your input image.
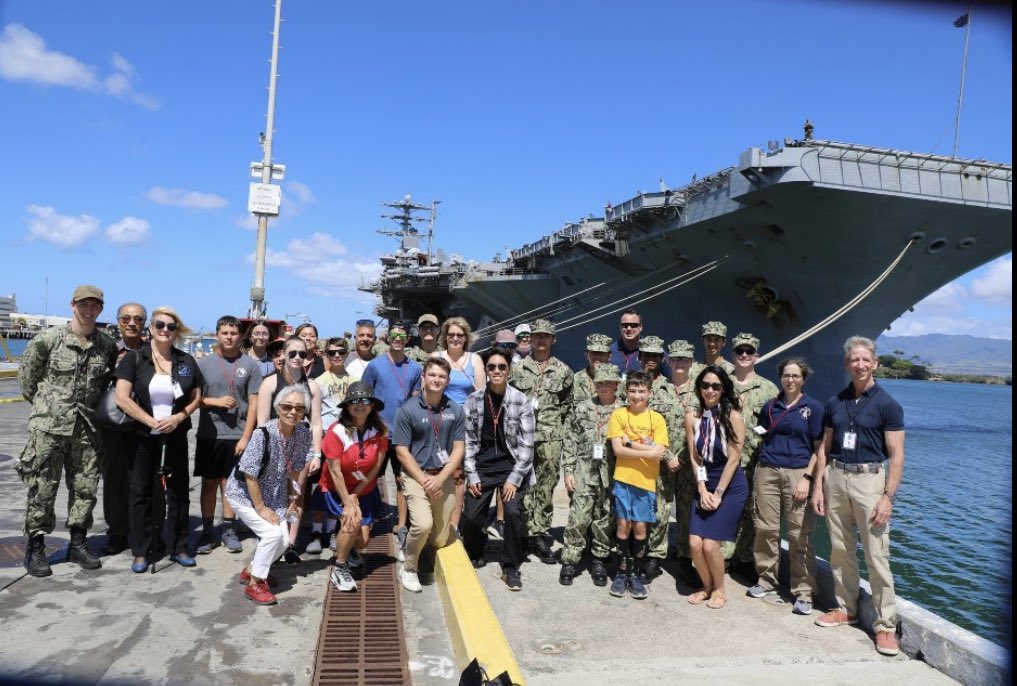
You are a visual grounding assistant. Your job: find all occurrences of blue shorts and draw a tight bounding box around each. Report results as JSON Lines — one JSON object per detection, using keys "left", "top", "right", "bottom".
{"left": 323, "top": 488, "right": 383, "bottom": 526}
{"left": 612, "top": 481, "right": 657, "bottom": 523}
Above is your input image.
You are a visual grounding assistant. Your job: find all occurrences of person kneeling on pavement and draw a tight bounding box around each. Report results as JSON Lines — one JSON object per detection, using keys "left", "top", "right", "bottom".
{"left": 462, "top": 347, "right": 535, "bottom": 591}
{"left": 320, "top": 382, "right": 388, "bottom": 592}
{"left": 225, "top": 384, "right": 311, "bottom": 605}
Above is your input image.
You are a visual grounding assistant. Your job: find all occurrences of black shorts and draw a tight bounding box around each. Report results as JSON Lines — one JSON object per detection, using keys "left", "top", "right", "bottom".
{"left": 380, "top": 444, "right": 402, "bottom": 479}
{"left": 194, "top": 438, "right": 241, "bottom": 479}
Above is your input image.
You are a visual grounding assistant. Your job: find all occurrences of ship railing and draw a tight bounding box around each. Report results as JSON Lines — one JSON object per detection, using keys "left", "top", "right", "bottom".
{"left": 802, "top": 139, "right": 1012, "bottom": 179}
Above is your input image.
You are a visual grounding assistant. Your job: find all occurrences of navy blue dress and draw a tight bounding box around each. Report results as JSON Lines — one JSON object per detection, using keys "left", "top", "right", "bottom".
{"left": 689, "top": 408, "right": 748, "bottom": 541}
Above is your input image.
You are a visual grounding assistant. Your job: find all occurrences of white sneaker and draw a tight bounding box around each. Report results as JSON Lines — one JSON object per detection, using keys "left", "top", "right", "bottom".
{"left": 330, "top": 563, "right": 357, "bottom": 592}
{"left": 399, "top": 567, "right": 422, "bottom": 593}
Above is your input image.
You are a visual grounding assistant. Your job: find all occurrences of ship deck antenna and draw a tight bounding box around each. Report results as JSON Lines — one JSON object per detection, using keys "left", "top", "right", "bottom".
{"left": 427, "top": 200, "right": 441, "bottom": 264}
{"left": 378, "top": 194, "right": 434, "bottom": 256}
{"left": 952, "top": 4, "right": 973, "bottom": 158}
{"left": 248, "top": 0, "right": 286, "bottom": 319}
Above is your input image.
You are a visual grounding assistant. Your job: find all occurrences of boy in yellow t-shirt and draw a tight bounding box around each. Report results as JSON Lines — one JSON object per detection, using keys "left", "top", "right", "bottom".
{"left": 606, "top": 371, "right": 669, "bottom": 599}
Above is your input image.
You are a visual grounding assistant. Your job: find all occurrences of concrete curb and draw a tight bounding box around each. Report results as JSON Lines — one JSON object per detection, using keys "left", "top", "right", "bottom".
{"left": 435, "top": 540, "right": 526, "bottom": 684}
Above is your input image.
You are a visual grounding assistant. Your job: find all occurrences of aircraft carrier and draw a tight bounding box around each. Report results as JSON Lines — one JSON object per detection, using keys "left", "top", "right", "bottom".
{"left": 362, "top": 131, "right": 1012, "bottom": 399}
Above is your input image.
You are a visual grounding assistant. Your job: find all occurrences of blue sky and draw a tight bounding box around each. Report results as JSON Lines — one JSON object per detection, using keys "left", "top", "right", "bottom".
{"left": 0, "top": 0, "right": 1011, "bottom": 339}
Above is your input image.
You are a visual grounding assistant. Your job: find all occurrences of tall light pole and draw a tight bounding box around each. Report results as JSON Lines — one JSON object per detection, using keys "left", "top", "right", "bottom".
{"left": 248, "top": 0, "right": 286, "bottom": 319}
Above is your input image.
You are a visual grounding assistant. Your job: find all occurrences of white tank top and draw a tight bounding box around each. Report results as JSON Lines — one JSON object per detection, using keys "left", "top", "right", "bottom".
{"left": 149, "top": 374, "right": 175, "bottom": 434}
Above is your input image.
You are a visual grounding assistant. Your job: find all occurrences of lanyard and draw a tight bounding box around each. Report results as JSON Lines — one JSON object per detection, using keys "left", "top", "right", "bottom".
{"left": 534, "top": 359, "right": 551, "bottom": 395}
{"left": 593, "top": 404, "right": 613, "bottom": 442}
{"left": 486, "top": 391, "right": 505, "bottom": 433}
{"left": 217, "top": 353, "right": 237, "bottom": 397}
{"left": 619, "top": 348, "right": 638, "bottom": 372}
{"left": 386, "top": 352, "right": 410, "bottom": 398}
{"left": 767, "top": 394, "right": 803, "bottom": 430}
{"left": 278, "top": 427, "right": 300, "bottom": 474}
{"left": 844, "top": 390, "right": 873, "bottom": 430}
{"left": 426, "top": 402, "right": 445, "bottom": 444}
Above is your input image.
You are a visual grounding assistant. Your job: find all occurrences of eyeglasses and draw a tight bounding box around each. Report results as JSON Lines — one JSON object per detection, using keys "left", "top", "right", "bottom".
{"left": 287, "top": 350, "right": 308, "bottom": 360}
{"left": 153, "top": 321, "right": 179, "bottom": 332}
{"left": 118, "top": 315, "right": 144, "bottom": 324}
{"left": 486, "top": 363, "right": 508, "bottom": 371}
{"left": 250, "top": 330, "right": 270, "bottom": 338}
{"left": 496, "top": 342, "right": 517, "bottom": 350}
{"left": 620, "top": 323, "right": 641, "bottom": 329}
{"left": 446, "top": 333, "right": 466, "bottom": 339}
{"left": 327, "top": 349, "right": 347, "bottom": 357}
{"left": 781, "top": 373, "right": 803, "bottom": 380}
{"left": 389, "top": 333, "right": 409, "bottom": 341}
{"left": 278, "top": 403, "right": 307, "bottom": 415}
{"left": 700, "top": 381, "right": 723, "bottom": 392}
{"left": 516, "top": 334, "right": 530, "bottom": 341}
{"left": 734, "top": 348, "right": 756, "bottom": 356}
{"left": 347, "top": 398, "right": 373, "bottom": 406}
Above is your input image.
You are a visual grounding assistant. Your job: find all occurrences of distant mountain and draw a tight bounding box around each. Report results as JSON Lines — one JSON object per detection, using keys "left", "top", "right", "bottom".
{"left": 877, "top": 334, "right": 1012, "bottom": 376}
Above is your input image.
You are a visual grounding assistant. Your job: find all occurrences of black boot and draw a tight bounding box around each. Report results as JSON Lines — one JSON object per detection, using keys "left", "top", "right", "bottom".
{"left": 25, "top": 535, "right": 52, "bottom": 577}
{"left": 67, "top": 527, "right": 102, "bottom": 570}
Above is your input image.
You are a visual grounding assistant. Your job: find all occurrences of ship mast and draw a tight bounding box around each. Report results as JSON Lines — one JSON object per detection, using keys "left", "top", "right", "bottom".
{"left": 377, "top": 195, "right": 439, "bottom": 263}
{"left": 247, "top": 0, "right": 286, "bottom": 319}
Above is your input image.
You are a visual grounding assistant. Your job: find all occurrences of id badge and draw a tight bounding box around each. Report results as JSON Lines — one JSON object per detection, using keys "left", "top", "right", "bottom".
{"left": 697, "top": 465, "right": 708, "bottom": 482}
{"left": 592, "top": 444, "right": 604, "bottom": 461}
{"left": 436, "top": 448, "right": 449, "bottom": 466}
{"left": 843, "top": 431, "right": 857, "bottom": 450}
{"left": 753, "top": 425, "right": 767, "bottom": 436}
{"left": 352, "top": 470, "right": 367, "bottom": 482}
{"left": 171, "top": 381, "right": 184, "bottom": 399}
{"left": 530, "top": 397, "right": 539, "bottom": 412}
{"left": 644, "top": 437, "right": 655, "bottom": 447}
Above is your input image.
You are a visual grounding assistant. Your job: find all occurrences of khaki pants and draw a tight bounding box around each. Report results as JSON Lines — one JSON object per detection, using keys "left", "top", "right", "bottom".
{"left": 400, "top": 473, "right": 457, "bottom": 573}
{"left": 825, "top": 465, "right": 897, "bottom": 633}
{"left": 752, "top": 464, "right": 816, "bottom": 600}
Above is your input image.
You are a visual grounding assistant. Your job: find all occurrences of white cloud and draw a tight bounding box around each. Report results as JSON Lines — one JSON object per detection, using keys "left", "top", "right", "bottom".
{"left": 246, "top": 233, "right": 381, "bottom": 299}
{"left": 916, "top": 282, "right": 965, "bottom": 312}
{"left": 25, "top": 204, "right": 100, "bottom": 249}
{"left": 105, "top": 217, "right": 151, "bottom": 245}
{"left": 147, "top": 186, "right": 228, "bottom": 210}
{"left": 970, "top": 256, "right": 1011, "bottom": 303}
{"left": 286, "top": 181, "right": 316, "bottom": 206}
{"left": 0, "top": 24, "right": 160, "bottom": 109}
{"left": 887, "top": 313, "right": 1011, "bottom": 340}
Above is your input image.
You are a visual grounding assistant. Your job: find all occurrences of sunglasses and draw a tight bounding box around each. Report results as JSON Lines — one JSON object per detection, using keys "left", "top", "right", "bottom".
{"left": 278, "top": 403, "right": 307, "bottom": 415}
{"left": 486, "top": 363, "right": 508, "bottom": 371}
{"left": 496, "top": 342, "right": 517, "bottom": 350}
{"left": 734, "top": 348, "right": 756, "bottom": 356}
{"left": 287, "top": 350, "right": 308, "bottom": 360}
{"left": 620, "top": 322, "right": 641, "bottom": 329}
{"left": 700, "top": 381, "right": 723, "bottom": 392}
{"left": 327, "top": 349, "right": 347, "bottom": 357}
{"left": 516, "top": 334, "right": 531, "bottom": 340}
{"left": 446, "top": 333, "right": 466, "bottom": 339}
{"left": 347, "top": 398, "right": 373, "bottom": 406}
{"left": 119, "top": 315, "right": 145, "bottom": 324}
{"left": 389, "top": 333, "right": 409, "bottom": 341}
{"left": 153, "top": 321, "right": 179, "bottom": 332}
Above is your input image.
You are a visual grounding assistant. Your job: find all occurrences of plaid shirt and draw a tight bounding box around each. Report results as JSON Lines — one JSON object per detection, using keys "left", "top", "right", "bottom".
{"left": 463, "top": 385, "right": 535, "bottom": 487}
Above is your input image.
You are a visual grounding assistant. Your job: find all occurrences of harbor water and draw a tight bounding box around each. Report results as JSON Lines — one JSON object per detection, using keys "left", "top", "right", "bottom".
{"left": 1, "top": 339, "right": 1011, "bottom": 646}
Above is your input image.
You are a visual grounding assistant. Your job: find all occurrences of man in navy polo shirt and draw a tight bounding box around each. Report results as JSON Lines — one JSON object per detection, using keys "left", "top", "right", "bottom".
{"left": 394, "top": 357, "right": 465, "bottom": 593}
{"left": 609, "top": 309, "right": 671, "bottom": 379}
{"left": 362, "top": 321, "right": 421, "bottom": 559}
{"left": 812, "top": 336, "right": 905, "bottom": 657}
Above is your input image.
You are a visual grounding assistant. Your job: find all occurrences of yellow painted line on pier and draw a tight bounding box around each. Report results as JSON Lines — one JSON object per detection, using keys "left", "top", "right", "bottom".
{"left": 0, "top": 371, "right": 19, "bottom": 379}
{"left": 0, "top": 397, "right": 25, "bottom": 404}
{"left": 435, "top": 540, "right": 525, "bottom": 685}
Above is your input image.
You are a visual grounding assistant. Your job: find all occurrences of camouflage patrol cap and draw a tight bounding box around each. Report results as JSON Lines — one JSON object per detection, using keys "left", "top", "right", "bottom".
{"left": 702, "top": 321, "right": 727, "bottom": 338}
{"left": 731, "top": 332, "right": 760, "bottom": 351}
{"left": 592, "top": 363, "right": 621, "bottom": 383}
{"left": 530, "top": 318, "right": 555, "bottom": 335}
{"left": 72, "top": 285, "right": 104, "bottom": 303}
{"left": 638, "top": 335, "right": 665, "bottom": 355}
{"left": 667, "top": 339, "right": 695, "bottom": 358}
{"left": 585, "top": 333, "right": 612, "bottom": 352}
{"left": 417, "top": 313, "right": 439, "bottom": 326}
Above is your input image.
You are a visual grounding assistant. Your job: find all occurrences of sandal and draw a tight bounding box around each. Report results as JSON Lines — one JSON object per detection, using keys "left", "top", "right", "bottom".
{"left": 707, "top": 590, "right": 727, "bottom": 609}
{"left": 688, "top": 589, "right": 710, "bottom": 605}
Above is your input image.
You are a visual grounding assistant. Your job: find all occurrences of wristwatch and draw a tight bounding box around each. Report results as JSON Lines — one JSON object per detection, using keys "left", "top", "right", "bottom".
{"left": 624, "top": 440, "right": 633, "bottom": 448}
{"left": 803, "top": 473, "right": 814, "bottom": 482}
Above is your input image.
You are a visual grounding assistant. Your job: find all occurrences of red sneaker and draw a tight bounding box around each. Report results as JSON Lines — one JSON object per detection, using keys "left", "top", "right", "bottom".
{"left": 875, "top": 631, "right": 900, "bottom": 656}
{"left": 814, "top": 610, "right": 858, "bottom": 627}
{"left": 239, "top": 568, "right": 278, "bottom": 587}
{"left": 245, "top": 581, "right": 277, "bottom": 605}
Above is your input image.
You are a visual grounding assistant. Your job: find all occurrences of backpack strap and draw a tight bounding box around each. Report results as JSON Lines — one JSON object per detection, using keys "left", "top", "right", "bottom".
{"left": 256, "top": 426, "right": 271, "bottom": 478}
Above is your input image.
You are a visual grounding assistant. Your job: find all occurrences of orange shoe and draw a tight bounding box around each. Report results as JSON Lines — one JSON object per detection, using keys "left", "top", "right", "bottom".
{"left": 875, "top": 631, "right": 900, "bottom": 656}
{"left": 814, "top": 610, "right": 858, "bottom": 627}
{"left": 245, "top": 580, "right": 277, "bottom": 605}
{"left": 239, "top": 568, "right": 278, "bottom": 587}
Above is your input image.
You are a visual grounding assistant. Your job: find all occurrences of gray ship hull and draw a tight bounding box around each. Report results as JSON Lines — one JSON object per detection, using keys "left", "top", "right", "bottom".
{"left": 368, "top": 140, "right": 1012, "bottom": 400}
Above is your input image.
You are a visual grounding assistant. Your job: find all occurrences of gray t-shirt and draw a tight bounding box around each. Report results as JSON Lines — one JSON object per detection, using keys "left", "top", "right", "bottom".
{"left": 393, "top": 394, "right": 466, "bottom": 470}
{"left": 197, "top": 353, "right": 263, "bottom": 439}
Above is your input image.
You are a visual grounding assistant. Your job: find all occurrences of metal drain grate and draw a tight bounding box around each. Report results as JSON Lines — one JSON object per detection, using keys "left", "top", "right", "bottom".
{"left": 0, "top": 536, "right": 66, "bottom": 569}
{"left": 311, "top": 508, "right": 410, "bottom": 685}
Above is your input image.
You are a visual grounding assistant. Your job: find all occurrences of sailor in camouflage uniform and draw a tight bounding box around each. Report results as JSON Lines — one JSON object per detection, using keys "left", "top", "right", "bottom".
{"left": 690, "top": 321, "right": 736, "bottom": 380}
{"left": 17, "top": 285, "right": 118, "bottom": 577}
{"left": 571, "top": 333, "right": 612, "bottom": 408}
{"left": 723, "top": 332, "right": 780, "bottom": 572}
{"left": 663, "top": 340, "right": 701, "bottom": 581}
{"left": 404, "top": 314, "right": 441, "bottom": 363}
{"left": 510, "top": 318, "right": 573, "bottom": 563}
{"left": 559, "top": 363, "right": 623, "bottom": 587}
{"left": 638, "top": 336, "right": 682, "bottom": 580}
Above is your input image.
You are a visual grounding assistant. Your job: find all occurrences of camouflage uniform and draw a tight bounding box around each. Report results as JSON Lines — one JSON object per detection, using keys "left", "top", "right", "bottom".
{"left": 641, "top": 336, "right": 683, "bottom": 561}
{"left": 571, "top": 333, "right": 612, "bottom": 409}
{"left": 690, "top": 320, "right": 735, "bottom": 380}
{"left": 17, "top": 323, "right": 118, "bottom": 537}
{"left": 560, "top": 365, "right": 623, "bottom": 565}
{"left": 722, "top": 333, "right": 779, "bottom": 562}
{"left": 510, "top": 319, "right": 573, "bottom": 539}
{"left": 404, "top": 346, "right": 440, "bottom": 364}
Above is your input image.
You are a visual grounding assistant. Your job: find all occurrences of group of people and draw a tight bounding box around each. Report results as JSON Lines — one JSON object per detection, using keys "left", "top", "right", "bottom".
{"left": 16, "top": 285, "right": 906, "bottom": 657}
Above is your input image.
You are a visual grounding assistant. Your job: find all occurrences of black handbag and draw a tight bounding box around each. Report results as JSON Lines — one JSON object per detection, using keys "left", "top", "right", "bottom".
{"left": 233, "top": 427, "right": 272, "bottom": 481}
{"left": 92, "top": 386, "right": 136, "bottom": 431}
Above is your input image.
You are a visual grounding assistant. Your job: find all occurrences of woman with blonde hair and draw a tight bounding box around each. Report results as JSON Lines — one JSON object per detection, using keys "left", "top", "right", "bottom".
{"left": 437, "top": 317, "right": 486, "bottom": 405}
{"left": 115, "top": 306, "right": 203, "bottom": 572}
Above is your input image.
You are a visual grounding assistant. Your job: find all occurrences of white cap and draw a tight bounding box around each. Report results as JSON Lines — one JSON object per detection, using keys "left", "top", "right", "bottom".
{"left": 514, "top": 324, "right": 531, "bottom": 336}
